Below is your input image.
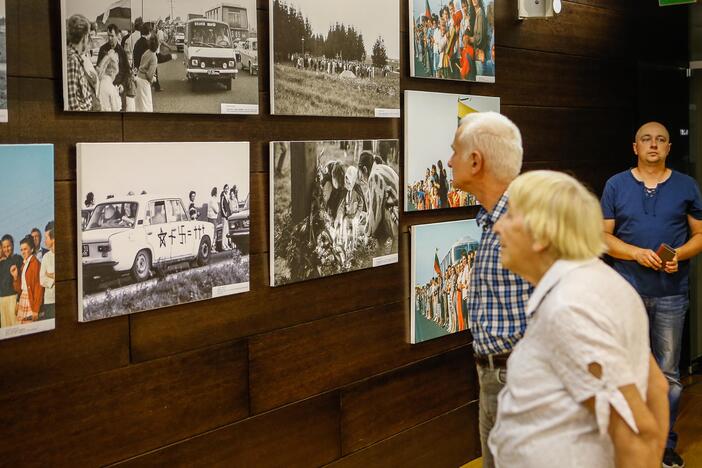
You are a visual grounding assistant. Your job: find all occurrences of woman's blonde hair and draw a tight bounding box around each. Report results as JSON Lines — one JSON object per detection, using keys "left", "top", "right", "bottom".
{"left": 508, "top": 170, "right": 606, "bottom": 260}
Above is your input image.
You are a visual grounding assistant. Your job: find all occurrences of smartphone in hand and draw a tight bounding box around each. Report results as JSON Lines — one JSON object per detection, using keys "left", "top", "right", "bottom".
{"left": 656, "top": 243, "right": 676, "bottom": 263}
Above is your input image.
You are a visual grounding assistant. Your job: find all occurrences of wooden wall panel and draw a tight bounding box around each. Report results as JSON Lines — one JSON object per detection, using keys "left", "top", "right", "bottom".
{"left": 249, "top": 301, "right": 472, "bottom": 413}
{"left": 112, "top": 393, "right": 340, "bottom": 467}
{"left": 0, "top": 341, "right": 248, "bottom": 466}
{"left": 340, "top": 346, "right": 477, "bottom": 454}
{"left": 0, "top": 0, "right": 665, "bottom": 464}
{"left": 329, "top": 403, "right": 481, "bottom": 468}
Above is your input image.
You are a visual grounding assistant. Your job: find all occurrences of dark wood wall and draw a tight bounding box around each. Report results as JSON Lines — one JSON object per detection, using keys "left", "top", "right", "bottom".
{"left": 0, "top": 0, "right": 648, "bottom": 466}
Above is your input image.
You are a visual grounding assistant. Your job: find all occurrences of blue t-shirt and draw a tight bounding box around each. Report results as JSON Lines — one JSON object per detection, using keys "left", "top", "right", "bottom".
{"left": 601, "top": 169, "right": 702, "bottom": 297}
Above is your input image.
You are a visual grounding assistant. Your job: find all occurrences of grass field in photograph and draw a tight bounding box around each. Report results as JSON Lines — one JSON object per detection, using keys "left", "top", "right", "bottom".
{"left": 272, "top": 63, "right": 399, "bottom": 117}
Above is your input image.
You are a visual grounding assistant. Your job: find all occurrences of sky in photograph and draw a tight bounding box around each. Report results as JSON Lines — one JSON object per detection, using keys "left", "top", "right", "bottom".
{"left": 405, "top": 91, "right": 499, "bottom": 185}
{"left": 0, "top": 145, "right": 54, "bottom": 250}
{"left": 413, "top": 219, "right": 480, "bottom": 285}
{"left": 64, "top": 0, "right": 257, "bottom": 31}
{"left": 285, "top": 0, "right": 400, "bottom": 60}
{"left": 0, "top": 0, "right": 5, "bottom": 17}
{"left": 78, "top": 142, "right": 250, "bottom": 210}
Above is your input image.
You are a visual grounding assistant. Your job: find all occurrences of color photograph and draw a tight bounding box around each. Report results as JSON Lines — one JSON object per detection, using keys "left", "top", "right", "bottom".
{"left": 0, "top": 145, "right": 55, "bottom": 340}
{"left": 410, "top": 219, "right": 480, "bottom": 344}
{"left": 270, "top": 139, "right": 399, "bottom": 286}
{"left": 77, "top": 142, "right": 250, "bottom": 322}
{"left": 409, "top": 0, "right": 495, "bottom": 83}
{"left": 404, "top": 90, "right": 500, "bottom": 212}
{"left": 270, "top": 0, "right": 400, "bottom": 117}
{"left": 61, "top": 0, "right": 259, "bottom": 115}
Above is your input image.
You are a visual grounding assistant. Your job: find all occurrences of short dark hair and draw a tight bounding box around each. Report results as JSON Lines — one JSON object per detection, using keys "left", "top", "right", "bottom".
{"left": 148, "top": 35, "right": 159, "bottom": 52}
{"left": 67, "top": 14, "right": 90, "bottom": 45}
{"left": 359, "top": 151, "right": 375, "bottom": 176}
{"left": 141, "top": 22, "right": 152, "bottom": 37}
{"left": 1, "top": 234, "right": 13, "bottom": 245}
{"left": 45, "top": 221, "right": 55, "bottom": 241}
{"left": 211, "top": 187, "right": 217, "bottom": 196}
{"left": 20, "top": 236, "right": 35, "bottom": 253}
{"left": 106, "top": 23, "right": 120, "bottom": 35}
{"left": 31, "top": 228, "right": 41, "bottom": 237}
{"left": 189, "top": 190, "right": 196, "bottom": 199}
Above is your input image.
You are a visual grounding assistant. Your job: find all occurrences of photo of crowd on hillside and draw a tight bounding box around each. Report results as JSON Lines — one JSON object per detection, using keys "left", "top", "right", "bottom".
{"left": 410, "top": 219, "right": 480, "bottom": 344}
{"left": 77, "top": 142, "right": 250, "bottom": 321}
{"left": 61, "top": 0, "right": 259, "bottom": 115}
{"left": 0, "top": 0, "right": 7, "bottom": 122}
{"left": 404, "top": 90, "right": 500, "bottom": 211}
{"left": 410, "top": 0, "right": 495, "bottom": 83}
{"left": 271, "top": 139, "right": 399, "bottom": 286}
{"left": 270, "top": 0, "right": 400, "bottom": 117}
{"left": 0, "top": 145, "right": 55, "bottom": 340}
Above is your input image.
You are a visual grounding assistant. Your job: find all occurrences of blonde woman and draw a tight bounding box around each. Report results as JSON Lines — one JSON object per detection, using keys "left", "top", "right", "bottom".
{"left": 489, "top": 170, "right": 670, "bottom": 468}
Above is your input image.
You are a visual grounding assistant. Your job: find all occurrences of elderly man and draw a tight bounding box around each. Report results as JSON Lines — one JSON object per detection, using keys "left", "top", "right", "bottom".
{"left": 448, "top": 111, "right": 532, "bottom": 468}
{"left": 601, "top": 121, "right": 702, "bottom": 468}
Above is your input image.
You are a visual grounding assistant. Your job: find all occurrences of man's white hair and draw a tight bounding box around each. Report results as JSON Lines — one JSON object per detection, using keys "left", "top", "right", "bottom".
{"left": 456, "top": 111, "right": 523, "bottom": 182}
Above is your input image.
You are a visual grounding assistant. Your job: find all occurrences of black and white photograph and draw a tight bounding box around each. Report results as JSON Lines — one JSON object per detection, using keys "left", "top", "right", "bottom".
{"left": 405, "top": 90, "right": 499, "bottom": 212}
{"left": 270, "top": 139, "right": 399, "bottom": 286}
{"left": 61, "top": 0, "right": 259, "bottom": 115}
{"left": 77, "top": 142, "right": 250, "bottom": 322}
{"left": 409, "top": 0, "right": 495, "bottom": 83}
{"left": 270, "top": 0, "right": 400, "bottom": 117}
{"left": 0, "top": 0, "right": 7, "bottom": 123}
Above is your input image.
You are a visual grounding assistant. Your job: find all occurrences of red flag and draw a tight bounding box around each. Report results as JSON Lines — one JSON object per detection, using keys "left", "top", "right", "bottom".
{"left": 434, "top": 250, "right": 442, "bottom": 277}
{"left": 425, "top": 0, "right": 432, "bottom": 19}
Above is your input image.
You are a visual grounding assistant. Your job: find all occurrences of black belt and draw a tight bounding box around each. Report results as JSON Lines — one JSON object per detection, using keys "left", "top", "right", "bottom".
{"left": 475, "top": 352, "right": 511, "bottom": 369}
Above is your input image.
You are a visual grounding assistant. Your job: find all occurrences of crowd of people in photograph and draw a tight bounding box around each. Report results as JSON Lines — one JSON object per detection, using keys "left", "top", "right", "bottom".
{"left": 0, "top": 222, "right": 55, "bottom": 328}
{"left": 66, "top": 15, "right": 173, "bottom": 112}
{"left": 203, "top": 184, "right": 244, "bottom": 253}
{"left": 302, "top": 149, "right": 399, "bottom": 272}
{"left": 407, "top": 158, "right": 477, "bottom": 210}
{"left": 288, "top": 53, "right": 394, "bottom": 79}
{"left": 413, "top": 0, "right": 494, "bottom": 80}
{"left": 414, "top": 248, "right": 476, "bottom": 334}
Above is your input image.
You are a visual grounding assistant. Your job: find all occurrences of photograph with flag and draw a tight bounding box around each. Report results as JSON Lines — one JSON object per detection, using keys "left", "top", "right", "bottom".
{"left": 409, "top": 0, "right": 495, "bottom": 83}
{"left": 410, "top": 219, "right": 480, "bottom": 343}
{"left": 404, "top": 90, "right": 499, "bottom": 212}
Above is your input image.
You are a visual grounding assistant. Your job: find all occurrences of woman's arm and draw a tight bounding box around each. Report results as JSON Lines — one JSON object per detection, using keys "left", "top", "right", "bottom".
{"left": 584, "top": 356, "right": 669, "bottom": 468}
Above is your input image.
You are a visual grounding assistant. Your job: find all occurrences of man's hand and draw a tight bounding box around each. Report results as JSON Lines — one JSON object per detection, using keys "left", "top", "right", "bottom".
{"left": 664, "top": 252, "right": 679, "bottom": 274}
{"left": 9, "top": 264, "right": 18, "bottom": 279}
{"left": 634, "top": 248, "right": 662, "bottom": 270}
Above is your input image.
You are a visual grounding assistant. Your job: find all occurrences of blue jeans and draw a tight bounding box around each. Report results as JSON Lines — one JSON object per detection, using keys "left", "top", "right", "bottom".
{"left": 641, "top": 294, "right": 688, "bottom": 449}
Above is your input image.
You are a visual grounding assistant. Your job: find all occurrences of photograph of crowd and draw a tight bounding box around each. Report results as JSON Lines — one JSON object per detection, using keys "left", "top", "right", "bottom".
{"left": 271, "top": 139, "right": 399, "bottom": 286}
{"left": 410, "top": 219, "right": 480, "bottom": 343}
{"left": 61, "top": 0, "right": 259, "bottom": 115}
{"left": 0, "top": 0, "right": 7, "bottom": 123}
{"left": 77, "top": 142, "right": 250, "bottom": 321}
{"left": 0, "top": 145, "right": 55, "bottom": 340}
{"left": 410, "top": 0, "right": 495, "bottom": 83}
{"left": 405, "top": 90, "right": 500, "bottom": 211}
{"left": 270, "top": 0, "right": 400, "bottom": 117}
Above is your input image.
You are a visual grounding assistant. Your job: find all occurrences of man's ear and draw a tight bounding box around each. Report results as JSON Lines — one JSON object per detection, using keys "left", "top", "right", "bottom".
{"left": 471, "top": 151, "right": 484, "bottom": 175}
{"left": 532, "top": 239, "right": 549, "bottom": 253}
{"left": 632, "top": 142, "right": 638, "bottom": 156}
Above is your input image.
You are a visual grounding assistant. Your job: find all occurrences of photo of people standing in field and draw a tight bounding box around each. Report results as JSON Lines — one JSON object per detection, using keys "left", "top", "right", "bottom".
{"left": 61, "top": 0, "right": 259, "bottom": 115}
{"left": 410, "top": 0, "right": 495, "bottom": 83}
{"left": 270, "top": 0, "right": 400, "bottom": 117}
{"left": 270, "top": 140, "right": 399, "bottom": 286}
{"left": 410, "top": 219, "right": 480, "bottom": 344}
{"left": 404, "top": 90, "right": 499, "bottom": 212}
{"left": 77, "top": 142, "right": 250, "bottom": 321}
{"left": 0, "top": 145, "right": 55, "bottom": 340}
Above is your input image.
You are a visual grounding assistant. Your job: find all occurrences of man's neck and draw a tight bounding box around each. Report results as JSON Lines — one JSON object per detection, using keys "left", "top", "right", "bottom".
{"left": 634, "top": 162, "right": 669, "bottom": 187}
{"left": 473, "top": 181, "right": 510, "bottom": 213}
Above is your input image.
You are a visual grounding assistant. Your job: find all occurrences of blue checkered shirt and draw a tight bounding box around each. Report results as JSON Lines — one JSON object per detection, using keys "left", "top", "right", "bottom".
{"left": 469, "top": 193, "right": 533, "bottom": 356}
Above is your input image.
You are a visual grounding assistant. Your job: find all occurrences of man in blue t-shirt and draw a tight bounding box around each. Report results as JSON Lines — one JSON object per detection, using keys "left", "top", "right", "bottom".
{"left": 601, "top": 121, "right": 702, "bottom": 468}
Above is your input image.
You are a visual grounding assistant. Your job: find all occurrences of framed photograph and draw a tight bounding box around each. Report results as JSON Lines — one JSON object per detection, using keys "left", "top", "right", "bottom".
{"left": 409, "top": 0, "right": 495, "bottom": 83}
{"left": 270, "top": 139, "right": 399, "bottom": 286}
{"left": 0, "top": 0, "right": 7, "bottom": 122}
{"left": 410, "top": 219, "right": 480, "bottom": 344}
{"left": 0, "top": 145, "right": 55, "bottom": 340}
{"left": 77, "top": 142, "right": 250, "bottom": 321}
{"left": 404, "top": 90, "right": 499, "bottom": 212}
{"left": 60, "top": 0, "right": 259, "bottom": 115}
{"left": 269, "top": 0, "right": 400, "bottom": 117}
